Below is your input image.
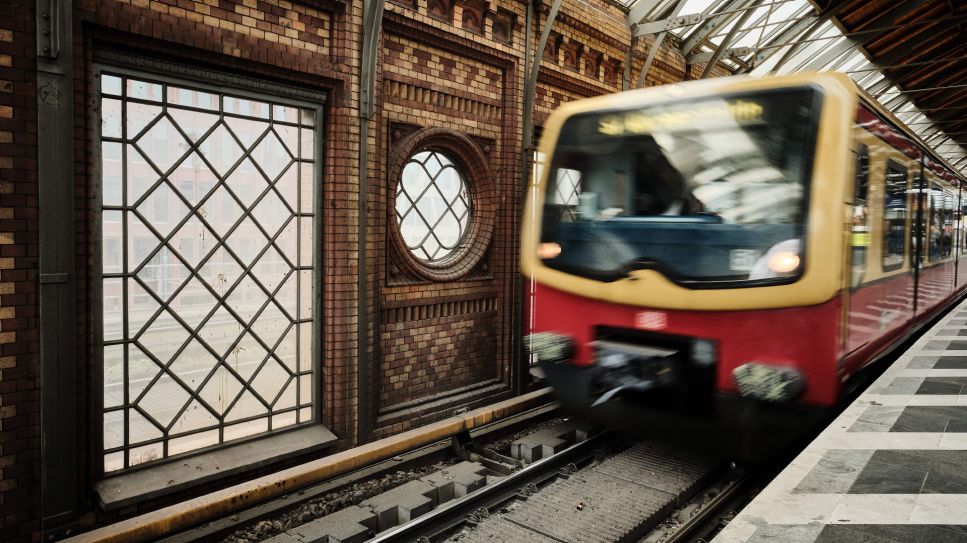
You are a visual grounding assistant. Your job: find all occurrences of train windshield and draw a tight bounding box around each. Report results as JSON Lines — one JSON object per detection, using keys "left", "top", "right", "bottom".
{"left": 539, "top": 87, "right": 820, "bottom": 286}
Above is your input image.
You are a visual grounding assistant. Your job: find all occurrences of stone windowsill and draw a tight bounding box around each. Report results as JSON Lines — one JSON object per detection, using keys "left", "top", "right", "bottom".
{"left": 95, "top": 425, "right": 338, "bottom": 510}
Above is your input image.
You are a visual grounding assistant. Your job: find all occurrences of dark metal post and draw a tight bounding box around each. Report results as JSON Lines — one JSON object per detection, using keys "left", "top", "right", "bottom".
{"left": 622, "top": 35, "right": 635, "bottom": 91}
{"left": 36, "top": 0, "right": 78, "bottom": 534}
{"left": 518, "top": 0, "right": 561, "bottom": 394}
{"left": 634, "top": 0, "right": 686, "bottom": 88}
{"left": 358, "top": 0, "right": 385, "bottom": 442}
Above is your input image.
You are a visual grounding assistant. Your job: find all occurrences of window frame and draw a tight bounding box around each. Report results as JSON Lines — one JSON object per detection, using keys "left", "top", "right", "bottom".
{"left": 395, "top": 150, "right": 474, "bottom": 263}
{"left": 386, "top": 127, "right": 496, "bottom": 282}
{"left": 850, "top": 144, "right": 870, "bottom": 287}
{"left": 92, "top": 60, "right": 327, "bottom": 477}
{"left": 881, "top": 159, "right": 909, "bottom": 273}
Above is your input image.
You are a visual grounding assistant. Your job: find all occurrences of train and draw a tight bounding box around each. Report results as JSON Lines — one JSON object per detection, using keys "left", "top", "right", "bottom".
{"left": 521, "top": 72, "right": 967, "bottom": 456}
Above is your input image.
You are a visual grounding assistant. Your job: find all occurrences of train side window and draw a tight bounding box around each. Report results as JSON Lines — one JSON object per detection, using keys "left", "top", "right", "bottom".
{"left": 882, "top": 162, "right": 908, "bottom": 272}
{"left": 943, "top": 188, "right": 956, "bottom": 259}
{"left": 850, "top": 145, "right": 870, "bottom": 285}
{"left": 961, "top": 190, "right": 967, "bottom": 256}
{"left": 928, "top": 183, "right": 945, "bottom": 262}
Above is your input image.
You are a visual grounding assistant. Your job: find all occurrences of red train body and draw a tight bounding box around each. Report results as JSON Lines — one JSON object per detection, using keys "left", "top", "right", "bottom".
{"left": 521, "top": 73, "right": 967, "bottom": 454}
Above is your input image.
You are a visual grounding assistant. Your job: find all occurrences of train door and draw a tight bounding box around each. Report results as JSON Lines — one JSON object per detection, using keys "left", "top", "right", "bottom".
{"left": 919, "top": 178, "right": 956, "bottom": 311}
{"left": 943, "top": 187, "right": 957, "bottom": 294}
{"left": 878, "top": 160, "right": 915, "bottom": 334}
{"left": 845, "top": 150, "right": 915, "bottom": 368}
{"left": 846, "top": 145, "right": 871, "bottom": 357}
{"left": 958, "top": 185, "right": 967, "bottom": 288}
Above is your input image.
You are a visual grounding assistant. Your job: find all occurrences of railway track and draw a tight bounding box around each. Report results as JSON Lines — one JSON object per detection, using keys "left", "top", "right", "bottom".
{"left": 178, "top": 415, "right": 727, "bottom": 543}
{"left": 232, "top": 425, "right": 725, "bottom": 543}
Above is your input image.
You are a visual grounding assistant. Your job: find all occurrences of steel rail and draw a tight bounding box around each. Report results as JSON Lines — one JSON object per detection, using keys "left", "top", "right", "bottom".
{"left": 62, "top": 388, "right": 554, "bottom": 543}
{"left": 366, "top": 431, "right": 613, "bottom": 543}
{"left": 659, "top": 475, "right": 748, "bottom": 543}
{"left": 157, "top": 400, "right": 561, "bottom": 543}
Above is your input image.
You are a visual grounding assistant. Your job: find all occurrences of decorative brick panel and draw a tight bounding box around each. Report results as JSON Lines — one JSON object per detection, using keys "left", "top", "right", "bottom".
{"left": 378, "top": 297, "right": 497, "bottom": 409}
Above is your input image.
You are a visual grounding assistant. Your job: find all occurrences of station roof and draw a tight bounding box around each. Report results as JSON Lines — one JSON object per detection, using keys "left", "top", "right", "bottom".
{"left": 620, "top": 0, "right": 967, "bottom": 175}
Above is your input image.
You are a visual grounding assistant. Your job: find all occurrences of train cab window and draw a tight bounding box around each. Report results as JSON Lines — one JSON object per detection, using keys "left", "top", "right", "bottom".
{"left": 851, "top": 146, "right": 870, "bottom": 286}
{"left": 539, "top": 87, "right": 820, "bottom": 286}
{"left": 882, "top": 162, "right": 908, "bottom": 272}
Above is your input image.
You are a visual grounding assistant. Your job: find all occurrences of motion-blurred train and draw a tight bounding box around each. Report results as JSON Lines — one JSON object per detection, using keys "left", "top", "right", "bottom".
{"left": 522, "top": 72, "right": 967, "bottom": 454}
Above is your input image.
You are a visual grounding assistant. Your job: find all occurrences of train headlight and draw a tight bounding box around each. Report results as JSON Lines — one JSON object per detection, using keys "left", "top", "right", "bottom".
{"left": 768, "top": 251, "right": 800, "bottom": 274}
{"left": 732, "top": 363, "right": 805, "bottom": 402}
{"left": 525, "top": 332, "right": 574, "bottom": 365}
{"left": 750, "top": 239, "right": 801, "bottom": 279}
{"left": 537, "top": 242, "right": 562, "bottom": 260}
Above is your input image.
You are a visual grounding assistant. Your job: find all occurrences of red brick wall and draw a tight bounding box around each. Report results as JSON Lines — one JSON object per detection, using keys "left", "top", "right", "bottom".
{"left": 368, "top": 0, "right": 528, "bottom": 438}
{"left": 378, "top": 296, "right": 498, "bottom": 409}
{"left": 0, "top": 1, "right": 40, "bottom": 540}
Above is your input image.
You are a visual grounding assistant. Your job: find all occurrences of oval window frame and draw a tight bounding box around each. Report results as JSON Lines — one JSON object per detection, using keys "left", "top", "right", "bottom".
{"left": 388, "top": 128, "right": 495, "bottom": 281}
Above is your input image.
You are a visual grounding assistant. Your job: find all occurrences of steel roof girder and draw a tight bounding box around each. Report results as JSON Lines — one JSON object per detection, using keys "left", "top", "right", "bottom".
{"left": 627, "top": 0, "right": 667, "bottom": 27}
{"left": 636, "top": 0, "right": 687, "bottom": 88}
{"left": 700, "top": 0, "right": 760, "bottom": 78}
{"left": 744, "top": 12, "right": 817, "bottom": 70}
{"left": 690, "top": 46, "right": 754, "bottom": 64}
{"left": 635, "top": 13, "right": 702, "bottom": 36}
{"left": 680, "top": 0, "right": 753, "bottom": 58}
{"left": 797, "top": 37, "right": 859, "bottom": 72}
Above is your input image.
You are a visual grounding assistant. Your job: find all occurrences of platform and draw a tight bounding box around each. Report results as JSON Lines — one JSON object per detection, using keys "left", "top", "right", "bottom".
{"left": 715, "top": 300, "right": 967, "bottom": 543}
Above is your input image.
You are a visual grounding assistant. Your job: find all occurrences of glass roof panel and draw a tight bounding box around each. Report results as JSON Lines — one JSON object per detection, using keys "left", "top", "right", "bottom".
{"left": 618, "top": 0, "right": 966, "bottom": 173}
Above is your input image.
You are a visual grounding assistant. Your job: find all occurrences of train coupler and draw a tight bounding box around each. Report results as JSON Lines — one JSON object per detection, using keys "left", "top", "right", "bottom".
{"left": 589, "top": 341, "right": 681, "bottom": 406}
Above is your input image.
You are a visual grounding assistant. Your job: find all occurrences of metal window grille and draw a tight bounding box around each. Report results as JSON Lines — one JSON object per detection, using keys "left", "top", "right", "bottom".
{"left": 395, "top": 151, "right": 472, "bottom": 262}
{"left": 98, "top": 69, "right": 319, "bottom": 472}
{"left": 555, "top": 168, "right": 582, "bottom": 220}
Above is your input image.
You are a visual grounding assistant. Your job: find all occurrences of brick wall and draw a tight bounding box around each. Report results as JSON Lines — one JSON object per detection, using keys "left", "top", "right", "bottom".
{"left": 372, "top": 2, "right": 520, "bottom": 438}
{"left": 0, "top": 0, "right": 740, "bottom": 538}
{"left": 378, "top": 296, "right": 497, "bottom": 409}
{"left": 0, "top": 1, "right": 40, "bottom": 540}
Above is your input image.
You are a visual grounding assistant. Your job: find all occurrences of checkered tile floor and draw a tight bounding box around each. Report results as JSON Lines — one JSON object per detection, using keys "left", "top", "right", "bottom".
{"left": 714, "top": 300, "right": 967, "bottom": 543}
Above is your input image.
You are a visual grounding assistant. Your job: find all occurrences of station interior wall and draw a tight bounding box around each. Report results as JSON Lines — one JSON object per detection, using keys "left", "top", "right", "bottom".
{"left": 0, "top": 0, "right": 728, "bottom": 539}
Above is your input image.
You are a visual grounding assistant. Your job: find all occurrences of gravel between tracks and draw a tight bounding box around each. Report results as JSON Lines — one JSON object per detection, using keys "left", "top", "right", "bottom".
{"left": 220, "top": 460, "right": 457, "bottom": 542}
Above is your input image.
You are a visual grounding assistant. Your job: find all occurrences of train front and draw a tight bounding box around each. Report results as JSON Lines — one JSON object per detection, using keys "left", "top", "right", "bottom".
{"left": 522, "top": 74, "right": 856, "bottom": 455}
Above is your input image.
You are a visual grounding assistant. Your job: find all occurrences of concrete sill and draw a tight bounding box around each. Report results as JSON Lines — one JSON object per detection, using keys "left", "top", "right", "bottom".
{"left": 95, "top": 425, "right": 338, "bottom": 510}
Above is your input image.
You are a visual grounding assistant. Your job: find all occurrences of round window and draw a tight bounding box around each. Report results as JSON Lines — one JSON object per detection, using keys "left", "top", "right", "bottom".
{"left": 395, "top": 150, "right": 472, "bottom": 262}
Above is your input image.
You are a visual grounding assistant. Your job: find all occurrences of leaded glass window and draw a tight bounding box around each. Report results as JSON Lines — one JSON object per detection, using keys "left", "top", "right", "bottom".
{"left": 395, "top": 151, "right": 472, "bottom": 262}
{"left": 98, "top": 69, "right": 319, "bottom": 472}
{"left": 554, "top": 168, "right": 582, "bottom": 221}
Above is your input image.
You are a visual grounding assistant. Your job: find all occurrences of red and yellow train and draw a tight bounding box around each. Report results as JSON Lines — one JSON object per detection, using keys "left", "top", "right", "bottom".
{"left": 522, "top": 72, "right": 967, "bottom": 452}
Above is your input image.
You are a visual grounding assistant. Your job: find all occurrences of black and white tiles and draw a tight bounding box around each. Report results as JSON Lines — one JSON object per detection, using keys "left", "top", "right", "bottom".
{"left": 715, "top": 301, "right": 967, "bottom": 543}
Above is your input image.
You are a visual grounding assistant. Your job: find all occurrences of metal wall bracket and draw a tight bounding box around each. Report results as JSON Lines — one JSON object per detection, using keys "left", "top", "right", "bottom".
{"left": 36, "top": 0, "right": 60, "bottom": 60}
{"left": 39, "top": 272, "right": 69, "bottom": 284}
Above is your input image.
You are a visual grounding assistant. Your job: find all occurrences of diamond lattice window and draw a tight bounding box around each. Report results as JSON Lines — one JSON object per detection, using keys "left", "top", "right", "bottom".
{"left": 99, "top": 70, "right": 319, "bottom": 472}
{"left": 395, "top": 151, "right": 472, "bottom": 262}
{"left": 555, "top": 168, "right": 582, "bottom": 220}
